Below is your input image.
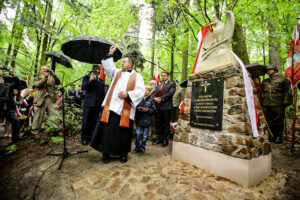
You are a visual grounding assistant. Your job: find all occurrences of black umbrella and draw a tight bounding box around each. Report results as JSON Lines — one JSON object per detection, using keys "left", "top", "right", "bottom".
{"left": 245, "top": 63, "right": 267, "bottom": 77}
{"left": 61, "top": 35, "right": 122, "bottom": 64}
{"left": 3, "top": 76, "right": 27, "bottom": 90}
{"left": 180, "top": 79, "right": 188, "bottom": 88}
{"left": 44, "top": 51, "right": 72, "bottom": 72}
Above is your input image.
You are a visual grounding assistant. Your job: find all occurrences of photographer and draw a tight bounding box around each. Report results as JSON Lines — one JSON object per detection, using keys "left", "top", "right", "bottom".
{"left": 0, "top": 67, "right": 20, "bottom": 143}
{"left": 32, "top": 65, "right": 61, "bottom": 138}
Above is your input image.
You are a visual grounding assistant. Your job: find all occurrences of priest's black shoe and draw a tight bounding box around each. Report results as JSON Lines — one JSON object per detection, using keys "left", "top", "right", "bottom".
{"left": 120, "top": 157, "right": 127, "bottom": 163}
{"left": 102, "top": 155, "right": 110, "bottom": 164}
{"left": 162, "top": 140, "right": 168, "bottom": 147}
{"left": 81, "top": 139, "right": 88, "bottom": 146}
{"left": 152, "top": 139, "right": 162, "bottom": 145}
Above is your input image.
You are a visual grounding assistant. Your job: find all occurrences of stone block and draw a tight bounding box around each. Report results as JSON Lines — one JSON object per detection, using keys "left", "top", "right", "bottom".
{"left": 180, "top": 132, "right": 189, "bottom": 143}
{"left": 221, "top": 145, "right": 238, "bottom": 155}
{"left": 228, "top": 105, "right": 243, "bottom": 115}
{"left": 173, "top": 134, "right": 180, "bottom": 142}
{"left": 202, "top": 74, "right": 213, "bottom": 79}
{"left": 263, "top": 142, "right": 272, "bottom": 155}
{"left": 200, "top": 141, "right": 213, "bottom": 150}
{"left": 218, "top": 135, "right": 234, "bottom": 145}
{"left": 237, "top": 114, "right": 247, "bottom": 122}
{"left": 235, "top": 135, "right": 246, "bottom": 145}
{"left": 227, "top": 124, "right": 244, "bottom": 133}
{"left": 228, "top": 88, "right": 246, "bottom": 97}
{"left": 207, "top": 135, "right": 217, "bottom": 144}
{"left": 225, "top": 76, "right": 244, "bottom": 89}
{"left": 245, "top": 137, "right": 254, "bottom": 147}
{"left": 233, "top": 147, "right": 252, "bottom": 159}
{"left": 189, "top": 135, "right": 198, "bottom": 145}
{"left": 226, "top": 97, "right": 243, "bottom": 106}
{"left": 244, "top": 122, "right": 252, "bottom": 135}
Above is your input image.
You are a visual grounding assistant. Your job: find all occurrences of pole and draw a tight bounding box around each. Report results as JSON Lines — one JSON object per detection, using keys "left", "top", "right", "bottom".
{"left": 291, "top": 87, "right": 297, "bottom": 151}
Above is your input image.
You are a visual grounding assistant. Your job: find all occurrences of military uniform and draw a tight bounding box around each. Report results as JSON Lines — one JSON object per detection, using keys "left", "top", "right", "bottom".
{"left": 259, "top": 67, "right": 291, "bottom": 143}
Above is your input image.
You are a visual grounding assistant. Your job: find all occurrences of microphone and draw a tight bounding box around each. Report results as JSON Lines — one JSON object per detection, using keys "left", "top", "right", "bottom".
{"left": 86, "top": 70, "right": 100, "bottom": 74}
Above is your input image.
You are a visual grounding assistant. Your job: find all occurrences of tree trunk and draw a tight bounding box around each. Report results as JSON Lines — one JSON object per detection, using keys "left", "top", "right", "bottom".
{"left": 150, "top": 1, "right": 157, "bottom": 79}
{"left": 232, "top": 23, "right": 250, "bottom": 65}
{"left": 268, "top": 21, "right": 282, "bottom": 73}
{"left": 170, "top": 33, "right": 175, "bottom": 81}
{"left": 181, "top": 0, "right": 190, "bottom": 82}
{"left": 4, "top": 2, "right": 21, "bottom": 66}
{"left": 39, "top": 0, "right": 52, "bottom": 66}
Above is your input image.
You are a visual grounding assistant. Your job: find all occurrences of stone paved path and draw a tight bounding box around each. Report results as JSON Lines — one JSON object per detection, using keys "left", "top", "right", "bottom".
{"left": 70, "top": 141, "right": 285, "bottom": 200}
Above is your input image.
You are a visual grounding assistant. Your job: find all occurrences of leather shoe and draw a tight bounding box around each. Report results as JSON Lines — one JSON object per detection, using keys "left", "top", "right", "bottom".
{"left": 162, "top": 140, "right": 168, "bottom": 147}
{"left": 152, "top": 139, "right": 162, "bottom": 145}
{"left": 120, "top": 157, "right": 127, "bottom": 163}
{"left": 102, "top": 155, "right": 110, "bottom": 164}
{"left": 81, "top": 139, "right": 88, "bottom": 146}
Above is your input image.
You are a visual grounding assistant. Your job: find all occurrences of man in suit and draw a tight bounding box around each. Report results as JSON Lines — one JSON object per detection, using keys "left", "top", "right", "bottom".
{"left": 153, "top": 71, "right": 176, "bottom": 147}
{"left": 81, "top": 65, "right": 105, "bottom": 145}
{"left": 32, "top": 65, "right": 61, "bottom": 138}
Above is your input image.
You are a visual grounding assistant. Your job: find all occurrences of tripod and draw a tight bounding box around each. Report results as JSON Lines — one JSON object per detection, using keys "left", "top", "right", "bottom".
{"left": 46, "top": 74, "right": 90, "bottom": 170}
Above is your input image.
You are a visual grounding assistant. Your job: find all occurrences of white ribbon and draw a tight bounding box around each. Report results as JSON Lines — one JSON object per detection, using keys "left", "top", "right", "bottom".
{"left": 230, "top": 51, "right": 259, "bottom": 138}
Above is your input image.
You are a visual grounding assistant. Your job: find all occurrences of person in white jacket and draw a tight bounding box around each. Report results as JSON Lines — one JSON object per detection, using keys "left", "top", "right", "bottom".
{"left": 91, "top": 46, "right": 145, "bottom": 164}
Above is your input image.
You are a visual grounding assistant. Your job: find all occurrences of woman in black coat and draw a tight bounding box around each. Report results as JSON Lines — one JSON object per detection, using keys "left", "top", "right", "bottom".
{"left": 134, "top": 87, "right": 156, "bottom": 154}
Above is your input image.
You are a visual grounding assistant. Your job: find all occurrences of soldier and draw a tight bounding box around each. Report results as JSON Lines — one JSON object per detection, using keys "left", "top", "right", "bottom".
{"left": 259, "top": 65, "right": 291, "bottom": 144}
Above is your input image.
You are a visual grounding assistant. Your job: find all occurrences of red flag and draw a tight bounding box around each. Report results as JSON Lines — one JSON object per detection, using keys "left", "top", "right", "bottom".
{"left": 179, "top": 100, "right": 185, "bottom": 111}
{"left": 192, "top": 25, "right": 213, "bottom": 74}
{"left": 99, "top": 65, "right": 106, "bottom": 81}
{"left": 153, "top": 64, "right": 160, "bottom": 85}
{"left": 285, "top": 25, "right": 300, "bottom": 87}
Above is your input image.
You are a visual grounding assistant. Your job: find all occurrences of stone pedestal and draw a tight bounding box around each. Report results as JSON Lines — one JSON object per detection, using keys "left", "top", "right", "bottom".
{"left": 172, "top": 65, "right": 271, "bottom": 187}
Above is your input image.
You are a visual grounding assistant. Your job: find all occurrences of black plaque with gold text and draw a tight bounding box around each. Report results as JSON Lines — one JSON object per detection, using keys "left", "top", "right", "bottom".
{"left": 190, "top": 77, "right": 224, "bottom": 131}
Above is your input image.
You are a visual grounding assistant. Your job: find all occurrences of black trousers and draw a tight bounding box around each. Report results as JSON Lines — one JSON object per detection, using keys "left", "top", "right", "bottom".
{"left": 157, "top": 110, "right": 171, "bottom": 141}
{"left": 262, "top": 106, "right": 285, "bottom": 139}
{"left": 82, "top": 106, "right": 101, "bottom": 141}
{"left": 4, "top": 110, "right": 20, "bottom": 143}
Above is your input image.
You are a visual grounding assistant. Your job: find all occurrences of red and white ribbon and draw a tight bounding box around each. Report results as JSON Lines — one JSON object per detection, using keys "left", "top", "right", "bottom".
{"left": 192, "top": 25, "right": 213, "bottom": 74}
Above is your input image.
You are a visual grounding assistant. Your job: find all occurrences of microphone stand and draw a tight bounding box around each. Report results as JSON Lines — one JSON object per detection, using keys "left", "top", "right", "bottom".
{"left": 45, "top": 72, "right": 92, "bottom": 170}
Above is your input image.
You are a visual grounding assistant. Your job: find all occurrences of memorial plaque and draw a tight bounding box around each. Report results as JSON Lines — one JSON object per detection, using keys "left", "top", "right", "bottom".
{"left": 190, "top": 77, "right": 224, "bottom": 131}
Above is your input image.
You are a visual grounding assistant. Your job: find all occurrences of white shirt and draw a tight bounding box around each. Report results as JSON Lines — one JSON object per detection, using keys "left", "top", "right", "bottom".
{"left": 101, "top": 57, "right": 145, "bottom": 120}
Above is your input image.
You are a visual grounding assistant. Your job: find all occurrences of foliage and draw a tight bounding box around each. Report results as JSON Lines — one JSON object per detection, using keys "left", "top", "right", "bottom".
{"left": 40, "top": 104, "right": 82, "bottom": 136}
{"left": 51, "top": 136, "right": 63, "bottom": 143}
{"left": 5, "top": 144, "right": 18, "bottom": 154}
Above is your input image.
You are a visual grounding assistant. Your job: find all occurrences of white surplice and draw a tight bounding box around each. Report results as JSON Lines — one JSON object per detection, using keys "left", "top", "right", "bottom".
{"left": 101, "top": 57, "right": 145, "bottom": 120}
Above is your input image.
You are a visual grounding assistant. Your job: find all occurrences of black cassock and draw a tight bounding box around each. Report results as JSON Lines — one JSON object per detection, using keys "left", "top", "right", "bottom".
{"left": 90, "top": 111, "right": 133, "bottom": 156}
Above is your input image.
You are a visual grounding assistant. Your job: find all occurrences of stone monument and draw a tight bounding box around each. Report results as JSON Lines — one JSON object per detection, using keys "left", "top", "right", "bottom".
{"left": 172, "top": 12, "right": 271, "bottom": 187}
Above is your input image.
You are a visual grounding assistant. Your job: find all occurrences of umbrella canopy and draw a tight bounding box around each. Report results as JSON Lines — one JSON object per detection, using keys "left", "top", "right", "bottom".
{"left": 180, "top": 79, "right": 188, "bottom": 88}
{"left": 3, "top": 76, "right": 27, "bottom": 90}
{"left": 245, "top": 63, "right": 267, "bottom": 77}
{"left": 61, "top": 35, "right": 122, "bottom": 64}
{"left": 44, "top": 51, "right": 72, "bottom": 72}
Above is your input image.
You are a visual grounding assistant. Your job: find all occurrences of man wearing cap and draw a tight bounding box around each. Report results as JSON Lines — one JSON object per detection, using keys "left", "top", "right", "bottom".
{"left": 259, "top": 65, "right": 291, "bottom": 144}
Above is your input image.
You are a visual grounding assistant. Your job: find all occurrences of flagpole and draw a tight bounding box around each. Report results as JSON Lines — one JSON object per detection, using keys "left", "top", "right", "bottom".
{"left": 291, "top": 87, "right": 297, "bottom": 151}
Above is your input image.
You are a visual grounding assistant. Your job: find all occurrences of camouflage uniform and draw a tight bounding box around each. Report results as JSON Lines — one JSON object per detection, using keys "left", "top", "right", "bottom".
{"left": 259, "top": 67, "right": 291, "bottom": 143}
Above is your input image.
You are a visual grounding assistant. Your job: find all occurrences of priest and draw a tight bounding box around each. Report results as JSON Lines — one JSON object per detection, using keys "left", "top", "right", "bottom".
{"left": 91, "top": 46, "right": 145, "bottom": 163}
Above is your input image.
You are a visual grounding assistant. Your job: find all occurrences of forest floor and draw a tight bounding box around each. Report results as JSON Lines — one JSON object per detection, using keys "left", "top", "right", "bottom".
{"left": 0, "top": 125, "right": 299, "bottom": 200}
